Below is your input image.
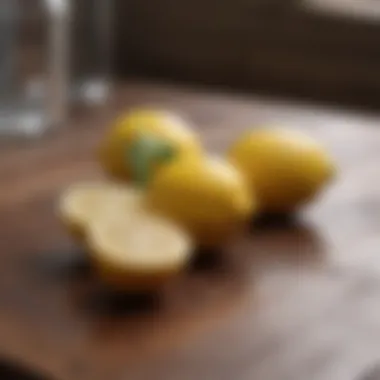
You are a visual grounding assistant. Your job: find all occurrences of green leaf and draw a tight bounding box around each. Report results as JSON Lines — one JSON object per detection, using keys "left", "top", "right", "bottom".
{"left": 127, "top": 133, "right": 176, "bottom": 187}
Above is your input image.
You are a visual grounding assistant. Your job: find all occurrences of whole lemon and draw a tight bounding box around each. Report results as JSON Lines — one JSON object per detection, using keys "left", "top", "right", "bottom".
{"left": 99, "top": 109, "right": 201, "bottom": 181}
{"left": 228, "top": 129, "right": 335, "bottom": 213}
{"left": 145, "top": 155, "right": 255, "bottom": 247}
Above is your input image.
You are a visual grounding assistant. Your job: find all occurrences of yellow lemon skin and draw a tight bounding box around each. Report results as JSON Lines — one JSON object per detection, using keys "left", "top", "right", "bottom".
{"left": 87, "top": 211, "right": 193, "bottom": 291}
{"left": 99, "top": 109, "right": 201, "bottom": 181}
{"left": 145, "top": 156, "right": 255, "bottom": 247}
{"left": 228, "top": 129, "right": 336, "bottom": 213}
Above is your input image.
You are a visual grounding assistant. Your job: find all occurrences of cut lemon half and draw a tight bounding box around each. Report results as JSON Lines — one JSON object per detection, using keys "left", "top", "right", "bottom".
{"left": 87, "top": 211, "right": 193, "bottom": 290}
{"left": 58, "top": 182, "right": 142, "bottom": 240}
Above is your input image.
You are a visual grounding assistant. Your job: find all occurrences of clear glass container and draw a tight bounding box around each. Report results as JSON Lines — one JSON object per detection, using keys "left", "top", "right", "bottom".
{"left": 0, "top": 0, "right": 67, "bottom": 138}
{"left": 0, "top": 0, "right": 69, "bottom": 139}
{"left": 70, "top": 0, "right": 113, "bottom": 106}
{"left": 0, "top": 0, "right": 112, "bottom": 140}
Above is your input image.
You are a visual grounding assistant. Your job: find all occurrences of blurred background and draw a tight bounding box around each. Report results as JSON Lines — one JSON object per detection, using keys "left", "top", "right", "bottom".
{"left": 115, "top": 0, "right": 380, "bottom": 109}
{"left": 1, "top": 0, "right": 380, "bottom": 138}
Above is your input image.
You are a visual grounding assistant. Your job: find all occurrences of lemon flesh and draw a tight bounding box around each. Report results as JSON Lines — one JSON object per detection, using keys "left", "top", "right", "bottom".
{"left": 87, "top": 211, "right": 193, "bottom": 290}
{"left": 58, "top": 182, "right": 142, "bottom": 239}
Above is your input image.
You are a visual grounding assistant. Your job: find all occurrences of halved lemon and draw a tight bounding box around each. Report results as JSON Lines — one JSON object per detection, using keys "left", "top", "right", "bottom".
{"left": 87, "top": 211, "right": 193, "bottom": 290}
{"left": 58, "top": 182, "right": 142, "bottom": 240}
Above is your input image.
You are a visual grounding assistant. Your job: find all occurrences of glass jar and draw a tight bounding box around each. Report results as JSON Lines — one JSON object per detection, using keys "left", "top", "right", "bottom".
{"left": 0, "top": 0, "right": 113, "bottom": 140}
{"left": 70, "top": 0, "right": 113, "bottom": 106}
{"left": 0, "top": 0, "right": 69, "bottom": 138}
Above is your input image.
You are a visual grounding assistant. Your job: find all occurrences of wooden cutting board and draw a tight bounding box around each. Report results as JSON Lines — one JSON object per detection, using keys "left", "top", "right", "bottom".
{"left": 1, "top": 81, "right": 380, "bottom": 380}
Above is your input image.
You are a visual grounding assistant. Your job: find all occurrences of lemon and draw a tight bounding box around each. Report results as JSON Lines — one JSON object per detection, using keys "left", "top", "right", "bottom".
{"left": 99, "top": 108, "right": 201, "bottom": 181}
{"left": 228, "top": 129, "right": 336, "bottom": 213}
{"left": 145, "top": 155, "right": 254, "bottom": 247}
{"left": 87, "top": 211, "right": 193, "bottom": 290}
{"left": 58, "top": 182, "right": 142, "bottom": 240}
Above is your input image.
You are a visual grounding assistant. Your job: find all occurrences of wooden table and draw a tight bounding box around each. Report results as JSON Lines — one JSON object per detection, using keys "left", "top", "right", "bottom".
{"left": 1, "top": 80, "right": 380, "bottom": 380}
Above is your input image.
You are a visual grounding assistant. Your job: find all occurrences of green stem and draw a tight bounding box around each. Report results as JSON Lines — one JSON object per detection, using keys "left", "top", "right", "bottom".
{"left": 127, "top": 134, "right": 176, "bottom": 187}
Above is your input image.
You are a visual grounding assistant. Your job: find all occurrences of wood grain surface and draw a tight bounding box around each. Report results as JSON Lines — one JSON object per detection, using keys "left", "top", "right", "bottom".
{"left": 1, "top": 80, "right": 380, "bottom": 380}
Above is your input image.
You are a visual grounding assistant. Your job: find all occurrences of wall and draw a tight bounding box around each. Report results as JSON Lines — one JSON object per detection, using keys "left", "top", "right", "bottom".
{"left": 115, "top": 0, "right": 380, "bottom": 107}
